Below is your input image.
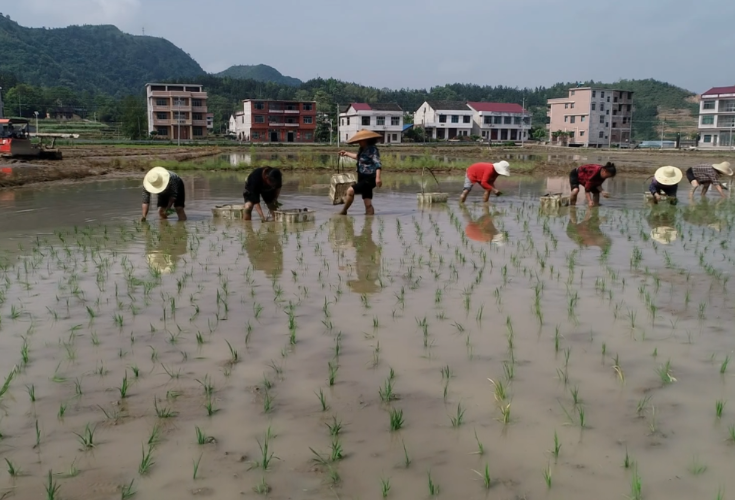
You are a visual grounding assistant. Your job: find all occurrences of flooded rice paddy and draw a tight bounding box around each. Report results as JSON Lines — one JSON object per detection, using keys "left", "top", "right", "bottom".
{"left": 1, "top": 172, "right": 735, "bottom": 500}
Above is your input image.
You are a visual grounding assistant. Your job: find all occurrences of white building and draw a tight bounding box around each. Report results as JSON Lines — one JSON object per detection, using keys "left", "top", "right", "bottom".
{"left": 339, "top": 103, "right": 404, "bottom": 144}
{"left": 414, "top": 101, "right": 473, "bottom": 140}
{"left": 229, "top": 111, "right": 245, "bottom": 139}
{"left": 698, "top": 86, "right": 735, "bottom": 149}
{"left": 467, "top": 102, "right": 531, "bottom": 142}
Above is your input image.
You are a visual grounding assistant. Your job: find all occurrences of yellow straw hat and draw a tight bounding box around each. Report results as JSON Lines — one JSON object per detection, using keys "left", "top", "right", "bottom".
{"left": 143, "top": 167, "right": 171, "bottom": 194}
{"left": 346, "top": 130, "right": 382, "bottom": 144}
{"left": 650, "top": 226, "right": 677, "bottom": 244}
{"left": 654, "top": 166, "right": 682, "bottom": 185}
{"left": 713, "top": 162, "right": 733, "bottom": 176}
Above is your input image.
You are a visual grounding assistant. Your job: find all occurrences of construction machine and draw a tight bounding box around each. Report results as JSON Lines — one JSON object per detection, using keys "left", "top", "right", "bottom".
{"left": 0, "top": 118, "right": 64, "bottom": 160}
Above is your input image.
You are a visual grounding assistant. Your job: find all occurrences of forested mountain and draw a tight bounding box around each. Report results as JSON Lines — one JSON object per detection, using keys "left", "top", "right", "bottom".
{"left": 216, "top": 65, "right": 302, "bottom": 86}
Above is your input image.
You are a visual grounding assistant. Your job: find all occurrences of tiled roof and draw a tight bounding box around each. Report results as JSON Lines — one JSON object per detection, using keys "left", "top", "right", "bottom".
{"left": 468, "top": 102, "right": 526, "bottom": 113}
{"left": 426, "top": 101, "right": 471, "bottom": 111}
{"left": 370, "top": 103, "right": 403, "bottom": 112}
{"left": 350, "top": 103, "right": 372, "bottom": 111}
{"left": 702, "top": 86, "right": 735, "bottom": 95}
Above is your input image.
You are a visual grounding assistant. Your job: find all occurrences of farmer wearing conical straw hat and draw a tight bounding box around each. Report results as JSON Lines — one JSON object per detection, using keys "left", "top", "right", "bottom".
{"left": 141, "top": 167, "right": 187, "bottom": 221}
{"left": 338, "top": 130, "right": 383, "bottom": 216}
{"left": 648, "top": 166, "right": 682, "bottom": 204}
{"left": 686, "top": 161, "right": 732, "bottom": 199}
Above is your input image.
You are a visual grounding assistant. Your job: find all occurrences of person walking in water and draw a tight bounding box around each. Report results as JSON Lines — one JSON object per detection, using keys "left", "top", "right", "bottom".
{"left": 141, "top": 167, "right": 187, "bottom": 221}
{"left": 459, "top": 161, "right": 510, "bottom": 203}
{"left": 648, "top": 166, "right": 682, "bottom": 204}
{"left": 686, "top": 161, "right": 732, "bottom": 199}
{"left": 338, "top": 130, "right": 383, "bottom": 216}
{"left": 243, "top": 166, "right": 283, "bottom": 221}
{"left": 569, "top": 162, "right": 616, "bottom": 207}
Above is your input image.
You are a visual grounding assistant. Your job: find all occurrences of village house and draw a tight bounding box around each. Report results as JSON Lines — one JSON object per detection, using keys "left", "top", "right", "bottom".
{"left": 230, "top": 100, "right": 317, "bottom": 143}
{"left": 697, "top": 86, "right": 735, "bottom": 149}
{"left": 467, "top": 102, "right": 531, "bottom": 142}
{"left": 547, "top": 87, "right": 633, "bottom": 147}
{"left": 413, "top": 101, "right": 473, "bottom": 140}
{"left": 338, "top": 103, "right": 404, "bottom": 144}
{"left": 146, "top": 83, "right": 209, "bottom": 140}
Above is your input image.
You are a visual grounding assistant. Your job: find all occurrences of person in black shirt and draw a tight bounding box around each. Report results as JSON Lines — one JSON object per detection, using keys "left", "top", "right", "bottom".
{"left": 142, "top": 167, "right": 187, "bottom": 221}
{"left": 243, "top": 167, "right": 282, "bottom": 221}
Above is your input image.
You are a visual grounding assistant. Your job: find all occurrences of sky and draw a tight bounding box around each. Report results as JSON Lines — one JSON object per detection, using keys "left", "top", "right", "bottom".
{"left": 3, "top": 0, "right": 734, "bottom": 93}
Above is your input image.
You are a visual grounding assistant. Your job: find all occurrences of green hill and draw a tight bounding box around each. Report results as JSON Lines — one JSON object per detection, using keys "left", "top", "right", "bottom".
{"left": 216, "top": 64, "right": 302, "bottom": 86}
{"left": 0, "top": 14, "right": 205, "bottom": 95}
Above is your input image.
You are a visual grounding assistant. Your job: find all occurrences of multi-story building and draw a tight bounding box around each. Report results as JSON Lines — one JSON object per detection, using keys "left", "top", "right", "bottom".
{"left": 231, "top": 100, "right": 317, "bottom": 143}
{"left": 698, "top": 86, "right": 735, "bottom": 149}
{"left": 339, "top": 103, "right": 404, "bottom": 144}
{"left": 0, "top": 88, "right": 4, "bottom": 118}
{"left": 467, "top": 102, "right": 531, "bottom": 142}
{"left": 146, "top": 83, "right": 209, "bottom": 140}
{"left": 414, "top": 101, "right": 473, "bottom": 140}
{"left": 547, "top": 87, "right": 633, "bottom": 147}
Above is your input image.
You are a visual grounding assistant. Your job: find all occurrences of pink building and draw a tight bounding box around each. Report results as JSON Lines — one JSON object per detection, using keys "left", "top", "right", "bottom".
{"left": 698, "top": 86, "right": 735, "bottom": 149}
{"left": 547, "top": 87, "right": 633, "bottom": 147}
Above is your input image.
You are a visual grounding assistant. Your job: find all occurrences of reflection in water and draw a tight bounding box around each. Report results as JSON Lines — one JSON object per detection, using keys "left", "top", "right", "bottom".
{"left": 144, "top": 221, "right": 189, "bottom": 274}
{"left": 460, "top": 205, "right": 504, "bottom": 244}
{"left": 566, "top": 207, "right": 612, "bottom": 250}
{"left": 243, "top": 224, "right": 284, "bottom": 278}
{"left": 647, "top": 205, "right": 678, "bottom": 244}
{"left": 329, "top": 216, "right": 382, "bottom": 294}
{"left": 682, "top": 199, "right": 724, "bottom": 231}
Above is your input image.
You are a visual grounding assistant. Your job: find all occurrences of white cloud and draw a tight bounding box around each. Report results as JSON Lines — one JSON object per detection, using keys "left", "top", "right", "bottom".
{"left": 23, "top": 0, "right": 141, "bottom": 27}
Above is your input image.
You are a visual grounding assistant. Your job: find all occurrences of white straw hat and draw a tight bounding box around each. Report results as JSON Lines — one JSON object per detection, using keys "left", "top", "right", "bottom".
{"left": 491, "top": 233, "right": 506, "bottom": 246}
{"left": 493, "top": 161, "right": 510, "bottom": 176}
{"left": 650, "top": 226, "right": 677, "bottom": 244}
{"left": 713, "top": 162, "right": 733, "bottom": 176}
{"left": 654, "top": 166, "right": 682, "bottom": 185}
{"left": 143, "top": 167, "right": 171, "bottom": 194}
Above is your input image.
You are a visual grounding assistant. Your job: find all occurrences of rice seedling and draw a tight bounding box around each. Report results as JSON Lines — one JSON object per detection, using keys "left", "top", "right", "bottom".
{"left": 34, "top": 419, "right": 41, "bottom": 448}
{"left": 316, "top": 388, "right": 329, "bottom": 411}
{"left": 402, "top": 440, "right": 411, "bottom": 467}
{"left": 5, "top": 458, "right": 20, "bottom": 477}
{"left": 623, "top": 448, "right": 633, "bottom": 469}
{"left": 543, "top": 463, "right": 552, "bottom": 489}
{"left": 440, "top": 365, "right": 452, "bottom": 380}
{"left": 721, "top": 355, "right": 730, "bottom": 374}
{"left": 44, "top": 470, "right": 61, "bottom": 500}
{"left": 26, "top": 384, "right": 35, "bottom": 402}
{"left": 655, "top": 359, "right": 676, "bottom": 384}
{"left": 263, "top": 389, "right": 274, "bottom": 413}
{"left": 636, "top": 395, "right": 651, "bottom": 416}
{"left": 60, "top": 459, "right": 80, "bottom": 478}
{"left": 379, "top": 377, "right": 397, "bottom": 403}
{"left": 120, "top": 479, "right": 136, "bottom": 500}
{"left": 716, "top": 400, "right": 725, "bottom": 419}
{"left": 551, "top": 430, "right": 561, "bottom": 459}
{"left": 449, "top": 402, "right": 465, "bottom": 427}
{"left": 389, "top": 408, "right": 405, "bottom": 431}
{"left": 488, "top": 378, "right": 508, "bottom": 402}
{"left": 192, "top": 453, "right": 203, "bottom": 480}
{"left": 326, "top": 415, "right": 343, "bottom": 436}
{"left": 74, "top": 423, "right": 96, "bottom": 449}
{"left": 138, "top": 445, "right": 155, "bottom": 475}
{"left": 328, "top": 361, "right": 338, "bottom": 386}
{"left": 250, "top": 433, "right": 278, "bottom": 470}
{"left": 147, "top": 424, "right": 161, "bottom": 448}
{"left": 254, "top": 476, "right": 271, "bottom": 495}
{"left": 498, "top": 403, "right": 511, "bottom": 424}
{"left": 118, "top": 371, "right": 129, "bottom": 398}
{"left": 472, "top": 463, "right": 492, "bottom": 489}
{"left": 380, "top": 476, "right": 391, "bottom": 497}
{"left": 204, "top": 397, "right": 219, "bottom": 416}
{"left": 689, "top": 456, "right": 707, "bottom": 475}
{"left": 154, "top": 397, "right": 177, "bottom": 418}
{"left": 427, "top": 470, "right": 440, "bottom": 496}
{"left": 57, "top": 403, "right": 66, "bottom": 420}
{"left": 196, "top": 374, "right": 214, "bottom": 396}
{"left": 577, "top": 405, "right": 587, "bottom": 428}
{"left": 630, "top": 465, "right": 642, "bottom": 500}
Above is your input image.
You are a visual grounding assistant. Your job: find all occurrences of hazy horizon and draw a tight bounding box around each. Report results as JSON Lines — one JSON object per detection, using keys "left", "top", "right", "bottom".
{"left": 4, "top": 0, "right": 734, "bottom": 93}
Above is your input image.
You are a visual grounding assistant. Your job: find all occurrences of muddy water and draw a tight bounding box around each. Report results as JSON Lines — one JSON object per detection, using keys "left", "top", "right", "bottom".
{"left": 1, "top": 173, "right": 734, "bottom": 500}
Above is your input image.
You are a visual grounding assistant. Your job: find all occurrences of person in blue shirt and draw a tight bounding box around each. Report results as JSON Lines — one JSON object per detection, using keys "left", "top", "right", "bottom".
{"left": 648, "top": 166, "right": 682, "bottom": 204}
{"left": 338, "top": 129, "right": 383, "bottom": 215}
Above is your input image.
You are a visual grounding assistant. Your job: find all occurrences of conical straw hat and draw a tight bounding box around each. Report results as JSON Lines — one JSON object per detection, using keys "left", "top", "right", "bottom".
{"left": 346, "top": 130, "right": 382, "bottom": 144}
{"left": 143, "top": 167, "right": 171, "bottom": 194}
{"left": 493, "top": 161, "right": 510, "bottom": 176}
{"left": 713, "top": 162, "right": 733, "bottom": 176}
{"left": 654, "top": 166, "right": 682, "bottom": 185}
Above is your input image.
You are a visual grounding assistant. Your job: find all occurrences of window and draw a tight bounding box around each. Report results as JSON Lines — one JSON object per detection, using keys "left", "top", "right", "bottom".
{"left": 303, "top": 103, "right": 313, "bottom": 111}
{"left": 392, "top": 134, "right": 398, "bottom": 141}
{"left": 439, "top": 115, "right": 447, "bottom": 123}
{"left": 701, "top": 115, "right": 714, "bottom": 125}
{"left": 591, "top": 103, "right": 596, "bottom": 111}
{"left": 341, "top": 118, "right": 344, "bottom": 126}
{"left": 522, "top": 116, "right": 530, "bottom": 125}
{"left": 255, "top": 115, "right": 265, "bottom": 123}
{"left": 720, "top": 100, "right": 735, "bottom": 112}
{"left": 362, "top": 116, "right": 370, "bottom": 126}
{"left": 172, "top": 111, "right": 187, "bottom": 119}
{"left": 451, "top": 115, "right": 459, "bottom": 123}
{"left": 627, "top": 104, "right": 632, "bottom": 112}
{"left": 155, "top": 98, "right": 168, "bottom": 106}
{"left": 254, "top": 102, "right": 264, "bottom": 110}
{"left": 303, "top": 116, "right": 313, "bottom": 124}
{"left": 628, "top": 92, "right": 633, "bottom": 99}
{"left": 173, "top": 98, "right": 188, "bottom": 107}
{"left": 605, "top": 122, "right": 609, "bottom": 127}
{"left": 513, "top": 116, "right": 521, "bottom": 125}
{"left": 504, "top": 116, "right": 512, "bottom": 124}
{"left": 601, "top": 91, "right": 605, "bottom": 98}
{"left": 269, "top": 116, "right": 283, "bottom": 123}
{"left": 193, "top": 127, "right": 203, "bottom": 137}
{"left": 463, "top": 115, "right": 471, "bottom": 123}
{"left": 377, "top": 116, "right": 385, "bottom": 126}
{"left": 613, "top": 110, "right": 617, "bottom": 116}
{"left": 156, "top": 126, "right": 168, "bottom": 136}
{"left": 614, "top": 97, "right": 618, "bottom": 103}
{"left": 592, "top": 90, "right": 597, "bottom": 98}
{"left": 719, "top": 116, "right": 735, "bottom": 127}
{"left": 599, "top": 131, "right": 604, "bottom": 139}
{"left": 569, "top": 131, "right": 575, "bottom": 138}
{"left": 600, "top": 116, "right": 605, "bottom": 124}
{"left": 484, "top": 116, "right": 492, "bottom": 124}
{"left": 493, "top": 116, "right": 502, "bottom": 124}
{"left": 613, "top": 122, "right": 617, "bottom": 128}
{"left": 580, "top": 131, "right": 585, "bottom": 137}
{"left": 304, "top": 132, "right": 313, "bottom": 140}
{"left": 193, "top": 113, "right": 203, "bottom": 120}
{"left": 581, "top": 116, "right": 586, "bottom": 122}
{"left": 618, "top": 105, "right": 623, "bottom": 112}
{"left": 606, "top": 110, "right": 610, "bottom": 115}
{"left": 156, "top": 112, "right": 168, "bottom": 120}
{"left": 564, "top": 116, "right": 568, "bottom": 123}
{"left": 704, "top": 135, "right": 712, "bottom": 143}
{"left": 252, "top": 132, "right": 260, "bottom": 139}
{"left": 571, "top": 103, "right": 575, "bottom": 109}
{"left": 623, "top": 117, "right": 628, "bottom": 124}
{"left": 391, "top": 116, "right": 400, "bottom": 126}
{"left": 571, "top": 90, "right": 575, "bottom": 96}
{"left": 347, "top": 117, "right": 351, "bottom": 125}
{"left": 565, "top": 103, "right": 569, "bottom": 109}
{"left": 192, "top": 99, "right": 203, "bottom": 107}
{"left": 600, "top": 103, "right": 605, "bottom": 111}
{"left": 570, "top": 116, "right": 576, "bottom": 124}
{"left": 607, "top": 97, "right": 610, "bottom": 102}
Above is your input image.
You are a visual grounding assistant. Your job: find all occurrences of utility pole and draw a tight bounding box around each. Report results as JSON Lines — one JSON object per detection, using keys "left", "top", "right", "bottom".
{"left": 660, "top": 118, "right": 665, "bottom": 149}
{"left": 521, "top": 96, "right": 526, "bottom": 147}
{"left": 34, "top": 111, "right": 39, "bottom": 137}
{"left": 336, "top": 103, "right": 340, "bottom": 147}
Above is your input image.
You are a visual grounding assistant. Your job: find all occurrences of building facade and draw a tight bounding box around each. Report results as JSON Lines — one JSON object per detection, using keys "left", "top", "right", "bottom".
{"left": 232, "top": 100, "right": 317, "bottom": 143}
{"left": 339, "top": 103, "right": 404, "bottom": 143}
{"left": 146, "top": 83, "right": 209, "bottom": 140}
{"left": 698, "top": 86, "right": 735, "bottom": 149}
{"left": 414, "top": 101, "right": 473, "bottom": 140}
{"left": 0, "top": 89, "right": 4, "bottom": 118}
{"left": 467, "top": 102, "right": 531, "bottom": 142}
{"left": 547, "top": 87, "right": 633, "bottom": 147}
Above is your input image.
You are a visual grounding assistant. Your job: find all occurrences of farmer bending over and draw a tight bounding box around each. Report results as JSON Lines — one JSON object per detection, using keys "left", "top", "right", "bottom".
{"left": 142, "top": 167, "right": 187, "bottom": 221}
{"left": 459, "top": 161, "right": 510, "bottom": 203}
{"left": 648, "top": 166, "right": 682, "bottom": 204}
{"left": 686, "top": 161, "right": 732, "bottom": 199}
{"left": 243, "top": 167, "right": 282, "bottom": 221}
{"left": 569, "top": 162, "right": 616, "bottom": 207}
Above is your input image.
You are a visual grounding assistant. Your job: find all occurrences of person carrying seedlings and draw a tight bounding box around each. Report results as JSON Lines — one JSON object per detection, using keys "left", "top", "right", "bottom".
{"left": 459, "top": 161, "right": 510, "bottom": 203}
{"left": 569, "top": 162, "right": 616, "bottom": 207}
{"left": 685, "top": 161, "right": 732, "bottom": 199}
{"left": 243, "top": 166, "right": 283, "bottom": 221}
{"left": 338, "top": 130, "right": 383, "bottom": 215}
{"left": 141, "top": 166, "right": 187, "bottom": 221}
{"left": 648, "top": 166, "right": 682, "bottom": 204}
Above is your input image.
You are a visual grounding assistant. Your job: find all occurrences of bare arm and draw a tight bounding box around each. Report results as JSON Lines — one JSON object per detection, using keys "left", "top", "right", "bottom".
{"left": 716, "top": 184, "right": 726, "bottom": 198}
{"left": 142, "top": 203, "right": 150, "bottom": 221}
{"left": 254, "top": 203, "right": 268, "bottom": 221}
{"left": 339, "top": 151, "right": 357, "bottom": 160}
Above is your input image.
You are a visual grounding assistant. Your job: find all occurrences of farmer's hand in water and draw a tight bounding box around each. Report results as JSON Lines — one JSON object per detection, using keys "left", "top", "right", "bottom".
{"left": 494, "top": 190, "right": 503, "bottom": 196}
{"left": 602, "top": 191, "right": 611, "bottom": 198}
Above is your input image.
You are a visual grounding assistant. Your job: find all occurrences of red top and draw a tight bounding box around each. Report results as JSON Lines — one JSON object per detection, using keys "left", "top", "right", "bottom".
{"left": 576, "top": 164, "right": 605, "bottom": 192}
{"left": 467, "top": 163, "right": 499, "bottom": 191}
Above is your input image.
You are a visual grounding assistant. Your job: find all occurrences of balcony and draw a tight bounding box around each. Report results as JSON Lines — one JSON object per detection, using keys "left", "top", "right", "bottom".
{"left": 192, "top": 120, "right": 208, "bottom": 127}
{"left": 192, "top": 106, "right": 207, "bottom": 113}
{"left": 284, "top": 110, "right": 300, "bottom": 114}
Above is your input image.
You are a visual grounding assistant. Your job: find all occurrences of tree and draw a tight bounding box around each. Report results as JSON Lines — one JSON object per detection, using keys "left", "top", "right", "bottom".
{"left": 120, "top": 95, "right": 147, "bottom": 139}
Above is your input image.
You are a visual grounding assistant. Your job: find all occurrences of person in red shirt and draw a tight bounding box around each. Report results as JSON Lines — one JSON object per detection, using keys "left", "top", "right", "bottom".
{"left": 569, "top": 162, "right": 616, "bottom": 207}
{"left": 459, "top": 161, "right": 510, "bottom": 203}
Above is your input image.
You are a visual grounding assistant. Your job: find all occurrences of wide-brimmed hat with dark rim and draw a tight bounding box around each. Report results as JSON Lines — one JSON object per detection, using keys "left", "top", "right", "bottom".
{"left": 347, "top": 130, "right": 382, "bottom": 144}
{"left": 654, "top": 166, "right": 683, "bottom": 185}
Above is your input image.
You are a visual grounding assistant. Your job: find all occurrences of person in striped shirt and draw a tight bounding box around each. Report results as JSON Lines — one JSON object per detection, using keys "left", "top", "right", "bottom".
{"left": 685, "top": 162, "right": 732, "bottom": 199}
{"left": 569, "top": 162, "right": 616, "bottom": 207}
